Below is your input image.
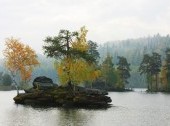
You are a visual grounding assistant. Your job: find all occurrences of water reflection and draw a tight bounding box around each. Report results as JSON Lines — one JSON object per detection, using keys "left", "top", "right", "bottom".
{"left": 57, "top": 108, "right": 88, "bottom": 126}
{"left": 4, "top": 104, "right": 95, "bottom": 126}
{"left": 1, "top": 91, "right": 170, "bottom": 126}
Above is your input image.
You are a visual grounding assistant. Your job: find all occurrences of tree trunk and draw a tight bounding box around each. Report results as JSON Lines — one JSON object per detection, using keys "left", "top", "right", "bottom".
{"left": 16, "top": 85, "right": 19, "bottom": 95}
{"left": 12, "top": 77, "right": 19, "bottom": 95}
{"left": 10, "top": 71, "right": 19, "bottom": 95}
{"left": 147, "top": 74, "right": 150, "bottom": 90}
{"left": 91, "top": 82, "right": 93, "bottom": 89}
{"left": 105, "top": 79, "right": 107, "bottom": 90}
{"left": 150, "top": 76, "right": 152, "bottom": 91}
{"left": 155, "top": 74, "right": 158, "bottom": 91}
{"left": 167, "top": 72, "right": 170, "bottom": 91}
{"left": 68, "top": 81, "right": 74, "bottom": 96}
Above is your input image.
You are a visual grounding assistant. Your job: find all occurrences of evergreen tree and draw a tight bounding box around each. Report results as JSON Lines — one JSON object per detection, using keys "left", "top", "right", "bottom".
{"left": 88, "top": 40, "right": 100, "bottom": 64}
{"left": 139, "top": 54, "right": 152, "bottom": 90}
{"left": 2, "top": 73, "right": 12, "bottom": 86}
{"left": 150, "top": 52, "right": 161, "bottom": 90}
{"left": 0, "top": 72, "right": 3, "bottom": 82}
{"left": 139, "top": 53, "right": 161, "bottom": 91}
{"left": 165, "top": 48, "right": 170, "bottom": 90}
{"left": 101, "top": 54, "right": 117, "bottom": 89}
{"left": 117, "top": 56, "right": 131, "bottom": 88}
{"left": 43, "top": 27, "right": 98, "bottom": 90}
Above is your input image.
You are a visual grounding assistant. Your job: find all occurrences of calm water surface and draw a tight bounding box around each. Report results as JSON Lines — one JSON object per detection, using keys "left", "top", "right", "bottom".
{"left": 0, "top": 89, "right": 170, "bottom": 126}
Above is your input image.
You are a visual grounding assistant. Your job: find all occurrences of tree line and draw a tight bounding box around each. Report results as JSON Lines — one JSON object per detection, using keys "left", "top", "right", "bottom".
{"left": 1, "top": 27, "right": 131, "bottom": 93}
{"left": 1, "top": 27, "right": 170, "bottom": 92}
{"left": 139, "top": 49, "right": 170, "bottom": 91}
{"left": 98, "top": 34, "right": 170, "bottom": 88}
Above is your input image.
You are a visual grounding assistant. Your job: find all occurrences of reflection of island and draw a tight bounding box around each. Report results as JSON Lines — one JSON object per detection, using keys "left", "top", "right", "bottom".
{"left": 57, "top": 108, "right": 88, "bottom": 126}
{"left": 57, "top": 107, "right": 110, "bottom": 126}
{"left": 6, "top": 104, "right": 97, "bottom": 126}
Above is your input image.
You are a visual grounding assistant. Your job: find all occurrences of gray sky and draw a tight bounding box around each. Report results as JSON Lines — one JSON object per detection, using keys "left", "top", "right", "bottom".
{"left": 0, "top": 0, "right": 170, "bottom": 57}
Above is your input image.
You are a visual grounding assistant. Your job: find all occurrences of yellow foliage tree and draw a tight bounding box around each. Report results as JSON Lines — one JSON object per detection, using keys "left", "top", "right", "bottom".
{"left": 3, "top": 37, "right": 40, "bottom": 94}
{"left": 57, "top": 58, "right": 100, "bottom": 86}
{"left": 44, "top": 26, "right": 100, "bottom": 91}
{"left": 72, "top": 26, "right": 89, "bottom": 52}
{"left": 56, "top": 27, "right": 101, "bottom": 88}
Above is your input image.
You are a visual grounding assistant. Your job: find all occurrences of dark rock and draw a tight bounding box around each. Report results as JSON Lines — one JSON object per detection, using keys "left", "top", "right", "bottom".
{"left": 33, "top": 76, "right": 57, "bottom": 89}
{"left": 33, "top": 76, "right": 53, "bottom": 84}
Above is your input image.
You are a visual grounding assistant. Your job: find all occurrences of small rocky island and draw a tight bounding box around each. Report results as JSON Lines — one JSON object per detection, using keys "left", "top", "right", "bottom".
{"left": 13, "top": 76, "right": 112, "bottom": 108}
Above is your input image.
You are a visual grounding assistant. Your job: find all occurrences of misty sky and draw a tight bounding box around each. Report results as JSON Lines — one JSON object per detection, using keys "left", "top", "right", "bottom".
{"left": 0, "top": 0, "right": 170, "bottom": 57}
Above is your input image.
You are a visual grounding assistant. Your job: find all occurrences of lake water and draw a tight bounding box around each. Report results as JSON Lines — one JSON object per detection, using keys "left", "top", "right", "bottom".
{"left": 0, "top": 89, "right": 170, "bottom": 126}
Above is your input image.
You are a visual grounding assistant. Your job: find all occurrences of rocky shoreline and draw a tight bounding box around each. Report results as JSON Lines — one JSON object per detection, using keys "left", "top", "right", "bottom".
{"left": 13, "top": 76, "right": 112, "bottom": 108}
{"left": 13, "top": 86, "right": 112, "bottom": 108}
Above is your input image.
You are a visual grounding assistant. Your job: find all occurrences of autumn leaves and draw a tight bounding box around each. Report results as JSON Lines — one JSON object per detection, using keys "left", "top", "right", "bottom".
{"left": 3, "top": 27, "right": 100, "bottom": 88}
{"left": 3, "top": 37, "right": 40, "bottom": 84}
{"left": 44, "top": 27, "right": 101, "bottom": 86}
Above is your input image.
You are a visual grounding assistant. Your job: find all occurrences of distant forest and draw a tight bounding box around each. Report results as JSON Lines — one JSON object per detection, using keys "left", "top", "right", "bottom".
{"left": 98, "top": 34, "right": 170, "bottom": 88}
{"left": 0, "top": 34, "right": 170, "bottom": 88}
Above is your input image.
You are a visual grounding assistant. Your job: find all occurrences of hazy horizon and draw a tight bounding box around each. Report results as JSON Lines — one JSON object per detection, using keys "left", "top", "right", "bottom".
{"left": 0, "top": 0, "right": 170, "bottom": 58}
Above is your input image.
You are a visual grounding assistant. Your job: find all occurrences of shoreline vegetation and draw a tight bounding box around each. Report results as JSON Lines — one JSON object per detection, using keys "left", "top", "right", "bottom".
{"left": 0, "top": 86, "right": 133, "bottom": 92}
